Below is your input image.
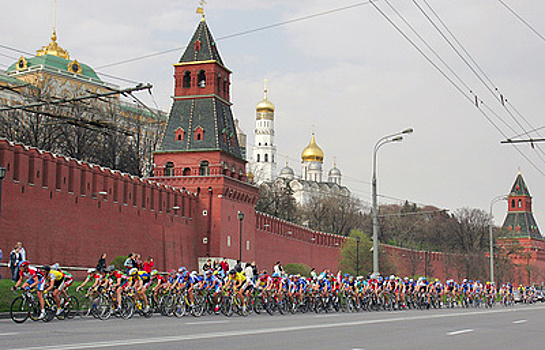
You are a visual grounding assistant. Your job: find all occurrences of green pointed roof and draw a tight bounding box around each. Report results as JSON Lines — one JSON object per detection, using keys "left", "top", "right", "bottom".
{"left": 179, "top": 20, "right": 224, "bottom": 65}
{"left": 510, "top": 172, "right": 531, "bottom": 196}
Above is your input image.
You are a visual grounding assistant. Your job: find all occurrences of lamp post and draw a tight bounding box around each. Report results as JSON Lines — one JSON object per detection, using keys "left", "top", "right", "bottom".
{"left": 356, "top": 236, "right": 361, "bottom": 276}
{"left": 372, "top": 128, "right": 413, "bottom": 278}
{"left": 0, "top": 167, "right": 6, "bottom": 218}
{"left": 490, "top": 195, "right": 508, "bottom": 284}
{"left": 238, "top": 211, "right": 244, "bottom": 261}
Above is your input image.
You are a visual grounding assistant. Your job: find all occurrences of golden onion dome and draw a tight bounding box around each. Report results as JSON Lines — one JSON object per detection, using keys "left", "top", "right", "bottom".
{"left": 256, "top": 98, "right": 275, "bottom": 113}
{"left": 301, "top": 133, "right": 324, "bottom": 163}
{"left": 256, "top": 85, "right": 275, "bottom": 113}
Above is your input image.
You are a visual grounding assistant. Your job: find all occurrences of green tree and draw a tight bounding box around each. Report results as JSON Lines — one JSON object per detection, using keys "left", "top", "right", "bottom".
{"left": 339, "top": 230, "right": 373, "bottom": 276}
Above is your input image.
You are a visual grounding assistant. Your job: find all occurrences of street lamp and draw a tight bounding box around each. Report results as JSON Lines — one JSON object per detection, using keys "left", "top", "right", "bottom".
{"left": 356, "top": 236, "right": 361, "bottom": 276}
{"left": 238, "top": 211, "right": 244, "bottom": 261}
{"left": 490, "top": 195, "right": 508, "bottom": 284}
{"left": 372, "top": 128, "right": 413, "bottom": 278}
{"left": 0, "top": 166, "right": 6, "bottom": 218}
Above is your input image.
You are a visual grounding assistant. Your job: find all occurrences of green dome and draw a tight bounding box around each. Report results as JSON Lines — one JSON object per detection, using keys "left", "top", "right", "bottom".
{"left": 7, "top": 54, "right": 102, "bottom": 82}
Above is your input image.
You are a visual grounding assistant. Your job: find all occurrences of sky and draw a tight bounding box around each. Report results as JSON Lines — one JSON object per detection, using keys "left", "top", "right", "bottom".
{"left": 1, "top": 0, "right": 545, "bottom": 228}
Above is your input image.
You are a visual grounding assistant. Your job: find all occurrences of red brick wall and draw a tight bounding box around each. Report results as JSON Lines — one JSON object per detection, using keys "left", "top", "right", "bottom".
{"left": 0, "top": 140, "right": 345, "bottom": 278}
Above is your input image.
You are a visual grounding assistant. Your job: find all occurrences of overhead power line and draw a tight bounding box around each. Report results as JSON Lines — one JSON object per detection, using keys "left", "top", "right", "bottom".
{"left": 0, "top": 83, "right": 152, "bottom": 112}
{"left": 498, "top": 0, "right": 545, "bottom": 43}
{"left": 368, "top": 0, "right": 545, "bottom": 177}
{"left": 96, "top": 1, "right": 375, "bottom": 70}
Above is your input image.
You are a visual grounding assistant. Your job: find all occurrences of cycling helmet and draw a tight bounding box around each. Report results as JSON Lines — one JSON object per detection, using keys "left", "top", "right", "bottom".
{"left": 151, "top": 270, "right": 159, "bottom": 276}
{"left": 389, "top": 275, "right": 395, "bottom": 280}
{"left": 87, "top": 268, "right": 96, "bottom": 274}
{"left": 18, "top": 260, "right": 30, "bottom": 268}
{"left": 51, "top": 263, "right": 60, "bottom": 270}
{"left": 168, "top": 269, "right": 176, "bottom": 275}
{"left": 105, "top": 265, "right": 115, "bottom": 273}
{"left": 178, "top": 266, "right": 187, "bottom": 272}
{"left": 272, "top": 273, "right": 280, "bottom": 278}
{"left": 205, "top": 270, "right": 212, "bottom": 275}
{"left": 229, "top": 270, "right": 237, "bottom": 275}
{"left": 128, "top": 268, "right": 138, "bottom": 276}
{"left": 42, "top": 265, "right": 51, "bottom": 273}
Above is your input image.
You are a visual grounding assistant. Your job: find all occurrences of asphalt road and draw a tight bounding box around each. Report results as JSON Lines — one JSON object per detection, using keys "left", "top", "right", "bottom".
{"left": 1, "top": 304, "right": 544, "bottom": 350}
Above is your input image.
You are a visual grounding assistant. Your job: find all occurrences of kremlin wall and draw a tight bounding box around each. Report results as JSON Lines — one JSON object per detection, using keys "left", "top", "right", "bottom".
{"left": 0, "top": 138, "right": 343, "bottom": 274}
{"left": 2, "top": 17, "right": 545, "bottom": 285}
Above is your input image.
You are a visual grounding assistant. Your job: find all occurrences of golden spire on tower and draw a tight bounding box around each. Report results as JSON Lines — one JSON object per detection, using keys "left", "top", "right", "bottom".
{"left": 196, "top": 0, "right": 206, "bottom": 20}
{"left": 36, "top": 0, "right": 69, "bottom": 59}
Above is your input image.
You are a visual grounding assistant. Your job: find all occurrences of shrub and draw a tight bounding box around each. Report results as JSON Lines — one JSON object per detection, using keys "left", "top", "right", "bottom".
{"left": 112, "top": 255, "right": 128, "bottom": 271}
{"left": 284, "top": 263, "right": 311, "bottom": 277}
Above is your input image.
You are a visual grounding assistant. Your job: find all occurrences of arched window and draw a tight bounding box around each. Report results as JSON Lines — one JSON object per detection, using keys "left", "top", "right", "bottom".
{"left": 257, "top": 154, "right": 260, "bottom": 162}
{"left": 164, "top": 162, "right": 174, "bottom": 177}
{"left": 198, "top": 70, "right": 206, "bottom": 88}
{"left": 183, "top": 71, "right": 191, "bottom": 88}
{"left": 183, "top": 167, "right": 191, "bottom": 176}
{"left": 264, "top": 154, "right": 268, "bottom": 162}
{"left": 518, "top": 199, "right": 522, "bottom": 208}
{"left": 199, "top": 161, "right": 210, "bottom": 176}
{"left": 194, "top": 126, "right": 204, "bottom": 141}
{"left": 512, "top": 199, "right": 515, "bottom": 208}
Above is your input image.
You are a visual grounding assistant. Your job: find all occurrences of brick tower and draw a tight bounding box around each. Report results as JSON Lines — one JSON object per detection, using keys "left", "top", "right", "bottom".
{"left": 153, "top": 18, "right": 259, "bottom": 260}
{"left": 501, "top": 172, "right": 542, "bottom": 238}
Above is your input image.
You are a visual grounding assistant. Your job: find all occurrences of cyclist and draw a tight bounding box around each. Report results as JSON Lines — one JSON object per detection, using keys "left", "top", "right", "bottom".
{"left": 12, "top": 260, "right": 40, "bottom": 292}
{"left": 38, "top": 265, "right": 65, "bottom": 318}
{"left": 128, "top": 268, "right": 150, "bottom": 312}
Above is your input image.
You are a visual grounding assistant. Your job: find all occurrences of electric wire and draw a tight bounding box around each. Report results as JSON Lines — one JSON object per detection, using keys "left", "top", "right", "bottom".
{"left": 417, "top": 0, "right": 545, "bottom": 163}
{"left": 498, "top": 0, "right": 545, "bottom": 43}
{"left": 368, "top": 0, "right": 545, "bottom": 177}
{"left": 95, "top": 1, "right": 376, "bottom": 70}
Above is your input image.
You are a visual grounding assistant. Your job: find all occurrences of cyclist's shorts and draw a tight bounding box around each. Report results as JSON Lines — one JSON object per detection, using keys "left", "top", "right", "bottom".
{"left": 38, "top": 277, "right": 48, "bottom": 291}
{"left": 26, "top": 278, "right": 36, "bottom": 286}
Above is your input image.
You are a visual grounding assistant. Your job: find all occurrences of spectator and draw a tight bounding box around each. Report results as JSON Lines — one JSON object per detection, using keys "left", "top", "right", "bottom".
{"left": 220, "top": 257, "right": 229, "bottom": 273}
{"left": 8, "top": 246, "right": 22, "bottom": 281}
{"left": 251, "top": 261, "right": 258, "bottom": 283}
{"left": 202, "top": 258, "right": 212, "bottom": 271}
{"left": 124, "top": 253, "right": 134, "bottom": 273}
{"left": 16, "top": 242, "right": 26, "bottom": 261}
{"left": 142, "top": 256, "right": 154, "bottom": 273}
{"left": 213, "top": 258, "right": 220, "bottom": 271}
{"left": 134, "top": 253, "right": 142, "bottom": 270}
{"left": 244, "top": 262, "right": 253, "bottom": 281}
{"left": 96, "top": 253, "right": 107, "bottom": 272}
{"left": 273, "top": 261, "right": 284, "bottom": 276}
{"left": 310, "top": 268, "right": 317, "bottom": 279}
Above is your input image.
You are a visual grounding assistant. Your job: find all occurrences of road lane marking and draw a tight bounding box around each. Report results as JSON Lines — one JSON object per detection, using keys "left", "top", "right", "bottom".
{"left": 0, "top": 332, "right": 18, "bottom": 336}
{"left": 513, "top": 319, "right": 527, "bottom": 324}
{"left": 314, "top": 314, "right": 342, "bottom": 318}
{"left": 11, "top": 306, "right": 545, "bottom": 350}
{"left": 447, "top": 329, "right": 473, "bottom": 336}
{"left": 185, "top": 320, "right": 229, "bottom": 325}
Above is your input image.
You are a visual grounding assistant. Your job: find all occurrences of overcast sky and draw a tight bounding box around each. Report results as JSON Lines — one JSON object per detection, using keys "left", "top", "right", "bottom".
{"left": 1, "top": 0, "right": 545, "bottom": 228}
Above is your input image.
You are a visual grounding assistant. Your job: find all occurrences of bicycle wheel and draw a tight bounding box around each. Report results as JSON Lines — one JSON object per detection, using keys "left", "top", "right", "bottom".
{"left": 191, "top": 295, "right": 205, "bottom": 317}
{"left": 173, "top": 296, "right": 187, "bottom": 318}
{"left": 10, "top": 296, "right": 30, "bottom": 323}
{"left": 65, "top": 296, "right": 79, "bottom": 319}
{"left": 79, "top": 297, "right": 93, "bottom": 318}
{"left": 96, "top": 296, "right": 112, "bottom": 320}
{"left": 222, "top": 296, "right": 234, "bottom": 317}
{"left": 120, "top": 295, "right": 135, "bottom": 320}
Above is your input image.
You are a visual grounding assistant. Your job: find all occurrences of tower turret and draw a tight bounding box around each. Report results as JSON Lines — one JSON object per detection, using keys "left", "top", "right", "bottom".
{"left": 501, "top": 172, "right": 542, "bottom": 238}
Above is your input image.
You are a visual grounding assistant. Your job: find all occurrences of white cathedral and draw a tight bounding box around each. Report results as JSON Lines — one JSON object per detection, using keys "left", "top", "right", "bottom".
{"left": 249, "top": 85, "right": 350, "bottom": 205}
